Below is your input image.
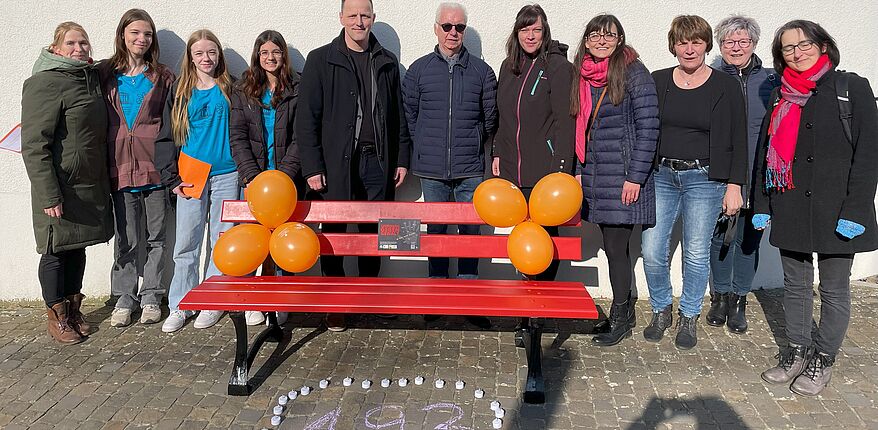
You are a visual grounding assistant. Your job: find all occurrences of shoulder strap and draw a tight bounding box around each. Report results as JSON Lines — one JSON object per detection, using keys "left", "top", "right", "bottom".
{"left": 836, "top": 71, "right": 853, "bottom": 144}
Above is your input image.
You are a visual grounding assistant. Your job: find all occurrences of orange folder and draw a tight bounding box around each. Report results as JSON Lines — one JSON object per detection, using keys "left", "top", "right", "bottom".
{"left": 177, "top": 152, "right": 211, "bottom": 199}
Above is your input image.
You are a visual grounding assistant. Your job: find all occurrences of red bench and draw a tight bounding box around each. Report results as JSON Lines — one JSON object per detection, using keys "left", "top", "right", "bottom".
{"left": 179, "top": 200, "right": 597, "bottom": 403}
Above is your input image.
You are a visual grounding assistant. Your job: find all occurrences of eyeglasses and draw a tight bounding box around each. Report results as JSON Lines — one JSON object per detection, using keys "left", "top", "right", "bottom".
{"left": 587, "top": 32, "right": 618, "bottom": 43}
{"left": 722, "top": 38, "right": 752, "bottom": 49}
{"left": 259, "top": 50, "right": 283, "bottom": 58}
{"left": 438, "top": 23, "right": 466, "bottom": 33}
{"left": 781, "top": 40, "right": 816, "bottom": 54}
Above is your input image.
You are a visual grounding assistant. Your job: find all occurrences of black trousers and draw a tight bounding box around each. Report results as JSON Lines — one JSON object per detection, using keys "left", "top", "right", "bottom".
{"left": 38, "top": 248, "right": 87, "bottom": 307}
{"left": 780, "top": 250, "right": 854, "bottom": 357}
{"left": 599, "top": 224, "right": 635, "bottom": 305}
{"left": 320, "top": 147, "right": 386, "bottom": 277}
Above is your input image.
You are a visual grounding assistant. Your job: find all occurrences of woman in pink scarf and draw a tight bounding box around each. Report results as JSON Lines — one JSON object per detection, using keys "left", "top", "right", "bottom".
{"left": 755, "top": 20, "right": 878, "bottom": 397}
{"left": 571, "top": 14, "right": 658, "bottom": 347}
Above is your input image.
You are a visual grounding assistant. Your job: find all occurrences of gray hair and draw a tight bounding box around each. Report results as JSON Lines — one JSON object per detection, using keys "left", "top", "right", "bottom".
{"left": 714, "top": 14, "right": 761, "bottom": 46}
{"left": 436, "top": 2, "right": 468, "bottom": 24}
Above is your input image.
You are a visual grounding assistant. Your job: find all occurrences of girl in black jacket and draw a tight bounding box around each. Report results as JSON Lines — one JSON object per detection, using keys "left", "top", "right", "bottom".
{"left": 492, "top": 4, "right": 574, "bottom": 281}
{"left": 229, "top": 30, "right": 302, "bottom": 326}
{"left": 755, "top": 20, "right": 878, "bottom": 396}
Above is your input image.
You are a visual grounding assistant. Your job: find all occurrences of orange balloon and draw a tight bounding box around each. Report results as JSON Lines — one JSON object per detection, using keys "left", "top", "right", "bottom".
{"left": 507, "top": 221, "right": 555, "bottom": 275}
{"left": 269, "top": 222, "right": 321, "bottom": 273}
{"left": 529, "top": 172, "right": 583, "bottom": 226}
{"left": 213, "top": 224, "right": 271, "bottom": 276}
{"left": 247, "top": 170, "right": 298, "bottom": 229}
{"left": 473, "top": 178, "right": 528, "bottom": 228}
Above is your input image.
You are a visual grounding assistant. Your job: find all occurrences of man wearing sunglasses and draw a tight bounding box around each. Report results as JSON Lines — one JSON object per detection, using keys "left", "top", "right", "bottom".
{"left": 402, "top": 2, "right": 497, "bottom": 329}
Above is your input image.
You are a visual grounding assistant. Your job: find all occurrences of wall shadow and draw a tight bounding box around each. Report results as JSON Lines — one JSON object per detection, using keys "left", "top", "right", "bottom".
{"left": 157, "top": 29, "right": 186, "bottom": 74}
{"left": 463, "top": 26, "right": 483, "bottom": 59}
{"left": 626, "top": 396, "right": 750, "bottom": 429}
{"left": 372, "top": 22, "right": 407, "bottom": 78}
{"left": 223, "top": 48, "right": 248, "bottom": 79}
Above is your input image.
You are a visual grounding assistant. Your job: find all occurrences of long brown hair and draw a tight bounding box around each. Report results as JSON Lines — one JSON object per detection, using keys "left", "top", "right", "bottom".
{"left": 570, "top": 14, "right": 636, "bottom": 111}
{"left": 239, "top": 30, "right": 294, "bottom": 108}
{"left": 504, "top": 4, "right": 552, "bottom": 76}
{"left": 171, "top": 29, "right": 233, "bottom": 146}
{"left": 108, "top": 9, "right": 160, "bottom": 73}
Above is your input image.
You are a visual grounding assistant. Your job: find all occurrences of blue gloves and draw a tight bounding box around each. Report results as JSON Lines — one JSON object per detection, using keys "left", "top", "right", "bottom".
{"left": 836, "top": 219, "right": 866, "bottom": 239}
{"left": 752, "top": 214, "right": 771, "bottom": 229}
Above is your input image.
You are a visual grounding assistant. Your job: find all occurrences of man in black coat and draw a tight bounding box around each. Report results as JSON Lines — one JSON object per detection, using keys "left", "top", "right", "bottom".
{"left": 296, "top": 0, "right": 411, "bottom": 330}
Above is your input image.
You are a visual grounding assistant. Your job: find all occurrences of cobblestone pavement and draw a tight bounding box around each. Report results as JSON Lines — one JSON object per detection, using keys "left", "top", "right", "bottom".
{"left": 0, "top": 283, "right": 876, "bottom": 430}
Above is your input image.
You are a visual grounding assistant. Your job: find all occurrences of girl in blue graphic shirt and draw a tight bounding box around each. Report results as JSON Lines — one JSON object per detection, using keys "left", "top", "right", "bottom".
{"left": 229, "top": 30, "right": 302, "bottom": 326}
{"left": 98, "top": 9, "right": 176, "bottom": 329}
{"left": 154, "top": 29, "right": 237, "bottom": 333}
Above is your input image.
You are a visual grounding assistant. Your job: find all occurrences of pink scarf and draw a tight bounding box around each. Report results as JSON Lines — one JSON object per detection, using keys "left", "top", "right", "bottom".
{"left": 575, "top": 47, "right": 638, "bottom": 163}
{"left": 765, "top": 54, "right": 832, "bottom": 191}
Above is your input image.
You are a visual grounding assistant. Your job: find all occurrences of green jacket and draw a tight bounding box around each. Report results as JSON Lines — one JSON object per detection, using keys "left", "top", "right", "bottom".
{"left": 21, "top": 49, "right": 113, "bottom": 254}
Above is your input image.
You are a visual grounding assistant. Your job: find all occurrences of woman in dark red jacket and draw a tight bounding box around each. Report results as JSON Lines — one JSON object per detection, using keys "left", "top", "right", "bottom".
{"left": 492, "top": 4, "right": 574, "bottom": 280}
{"left": 98, "top": 9, "right": 176, "bottom": 329}
{"left": 229, "top": 29, "right": 302, "bottom": 326}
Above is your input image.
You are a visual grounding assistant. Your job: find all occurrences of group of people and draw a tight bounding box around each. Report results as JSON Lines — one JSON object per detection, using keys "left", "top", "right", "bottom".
{"left": 20, "top": 0, "right": 877, "bottom": 398}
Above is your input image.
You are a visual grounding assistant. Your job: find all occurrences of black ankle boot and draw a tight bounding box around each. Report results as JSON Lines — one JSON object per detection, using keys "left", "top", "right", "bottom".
{"left": 594, "top": 298, "right": 636, "bottom": 333}
{"left": 674, "top": 313, "right": 700, "bottom": 350}
{"left": 706, "top": 292, "right": 730, "bottom": 326}
{"left": 592, "top": 302, "right": 632, "bottom": 346}
{"left": 643, "top": 305, "right": 673, "bottom": 342}
{"left": 726, "top": 294, "right": 748, "bottom": 334}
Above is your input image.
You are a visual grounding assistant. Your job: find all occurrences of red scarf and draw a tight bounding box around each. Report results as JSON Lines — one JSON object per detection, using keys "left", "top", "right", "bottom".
{"left": 575, "top": 47, "right": 638, "bottom": 163}
{"left": 765, "top": 54, "right": 832, "bottom": 191}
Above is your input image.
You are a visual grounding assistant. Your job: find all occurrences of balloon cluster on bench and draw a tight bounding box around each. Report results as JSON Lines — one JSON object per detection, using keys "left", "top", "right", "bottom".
{"left": 213, "top": 171, "right": 320, "bottom": 276}
{"left": 473, "top": 173, "right": 582, "bottom": 275}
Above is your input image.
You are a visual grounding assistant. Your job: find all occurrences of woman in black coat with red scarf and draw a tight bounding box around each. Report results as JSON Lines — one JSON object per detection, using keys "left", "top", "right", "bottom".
{"left": 755, "top": 20, "right": 878, "bottom": 397}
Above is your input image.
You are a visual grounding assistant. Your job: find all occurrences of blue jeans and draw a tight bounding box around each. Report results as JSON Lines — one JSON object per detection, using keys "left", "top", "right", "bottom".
{"left": 709, "top": 211, "right": 763, "bottom": 295}
{"left": 168, "top": 172, "right": 239, "bottom": 310}
{"left": 420, "top": 176, "right": 482, "bottom": 279}
{"left": 641, "top": 165, "right": 726, "bottom": 317}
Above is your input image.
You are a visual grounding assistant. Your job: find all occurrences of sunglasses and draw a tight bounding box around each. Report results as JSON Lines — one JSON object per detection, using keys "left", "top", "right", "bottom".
{"left": 439, "top": 23, "right": 467, "bottom": 33}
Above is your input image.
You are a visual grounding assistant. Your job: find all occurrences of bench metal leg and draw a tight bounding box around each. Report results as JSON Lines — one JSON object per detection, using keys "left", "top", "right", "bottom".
{"left": 521, "top": 317, "right": 546, "bottom": 404}
{"left": 228, "top": 311, "right": 251, "bottom": 396}
{"left": 228, "top": 311, "right": 286, "bottom": 396}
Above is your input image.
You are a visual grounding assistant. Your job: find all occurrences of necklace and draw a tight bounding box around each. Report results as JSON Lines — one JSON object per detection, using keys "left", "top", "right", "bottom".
{"left": 124, "top": 64, "right": 147, "bottom": 85}
{"left": 677, "top": 65, "right": 705, "bottom": 87}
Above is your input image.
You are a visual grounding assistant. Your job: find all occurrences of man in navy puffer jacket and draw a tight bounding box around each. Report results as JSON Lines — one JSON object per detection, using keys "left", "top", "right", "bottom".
{"left": 403, "top": 2, "right": 497, "bottom": 284}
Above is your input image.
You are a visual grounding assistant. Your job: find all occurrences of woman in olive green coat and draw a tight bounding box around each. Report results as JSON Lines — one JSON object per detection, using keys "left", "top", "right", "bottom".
{"left": 21, "top": 22, "right": 113, "bottom": 344}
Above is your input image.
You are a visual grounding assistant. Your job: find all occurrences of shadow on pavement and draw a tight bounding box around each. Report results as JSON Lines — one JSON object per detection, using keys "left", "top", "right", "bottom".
{"left": 753, "top": 288, "right": 787, "bottom": 350}
{"left": 626, "top": 396, "right": 749, "bottom": 429}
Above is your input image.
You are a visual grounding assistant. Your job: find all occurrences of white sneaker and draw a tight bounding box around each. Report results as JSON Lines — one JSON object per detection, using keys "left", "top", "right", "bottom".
{"left": 276, "top": 312, "right": 288, "bottom": 326}
{"left": 110, "top": 307, "right": 132, "bottom": 327}
{"left": 245, "top": 311, "right": 265, "bottom": 326}
{"left": 162, "top": 310, "right": 194, "bottom": 333}
{"left": 193, "top": 310, "right": 224, "bottom": 329}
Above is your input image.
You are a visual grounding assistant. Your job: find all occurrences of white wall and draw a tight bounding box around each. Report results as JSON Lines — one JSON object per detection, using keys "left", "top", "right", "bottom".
{"left": 1, "top": 1, "right": 877, "bottom": 301}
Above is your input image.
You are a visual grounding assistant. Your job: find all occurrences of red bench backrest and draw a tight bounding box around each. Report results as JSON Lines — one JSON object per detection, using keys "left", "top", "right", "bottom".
{"left": 221, "top": 200, "right": 582, "bottom": 260}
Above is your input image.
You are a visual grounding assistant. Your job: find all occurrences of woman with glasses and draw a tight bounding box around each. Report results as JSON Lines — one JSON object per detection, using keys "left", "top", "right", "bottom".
{"left": 755, "top": 20, "right": 878, "bottom": 396}
{"left": 705, "top": 15, "right": 780, "bottom": 334}
{"left": 98, "top": 9, "right": 177, "bottom": 328}
{"left": 230, "top": 30, "right": 302, "bottom": 326}
{"left": 570, "top": 14, "right": 658, "bottom": 346}
{"left": 492, "top": 4, "right": 574, "bottom": 281}
{"left": 641, "top": 15, "right": 748, "bottom": 350}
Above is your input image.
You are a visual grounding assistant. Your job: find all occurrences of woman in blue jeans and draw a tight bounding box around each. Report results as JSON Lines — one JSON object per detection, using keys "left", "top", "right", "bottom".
{"left": 154, "top": 29, "right": 237, "bottom": 333}
{"left": 641, "top": 15, "right": 748, "bottom": 350}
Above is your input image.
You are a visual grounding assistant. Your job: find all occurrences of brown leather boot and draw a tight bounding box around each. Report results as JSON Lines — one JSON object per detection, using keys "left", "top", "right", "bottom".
{"left": 47, "top": 301, "right": 84, "bottom": 344}
{"left": 67, "top": 293, "right": 93, "bottom": 336}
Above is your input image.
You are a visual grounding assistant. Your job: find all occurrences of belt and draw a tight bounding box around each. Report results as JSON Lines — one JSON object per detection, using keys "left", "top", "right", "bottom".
{"left": 358, "top": 144, "right": 377, "bottom": 154}
{"left": 659, "top": 158, "right": 708, "bottom": 171}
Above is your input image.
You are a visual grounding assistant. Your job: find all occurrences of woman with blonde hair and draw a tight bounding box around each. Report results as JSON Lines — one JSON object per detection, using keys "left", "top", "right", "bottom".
{"left": 98, "top": 9, "right": 177, "bottom": 328}
{"left": 155, "top": 29, "right": 237, "bottom": 333}
{"left": 21, "top": 22, "right": 113, "bottom": 344}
